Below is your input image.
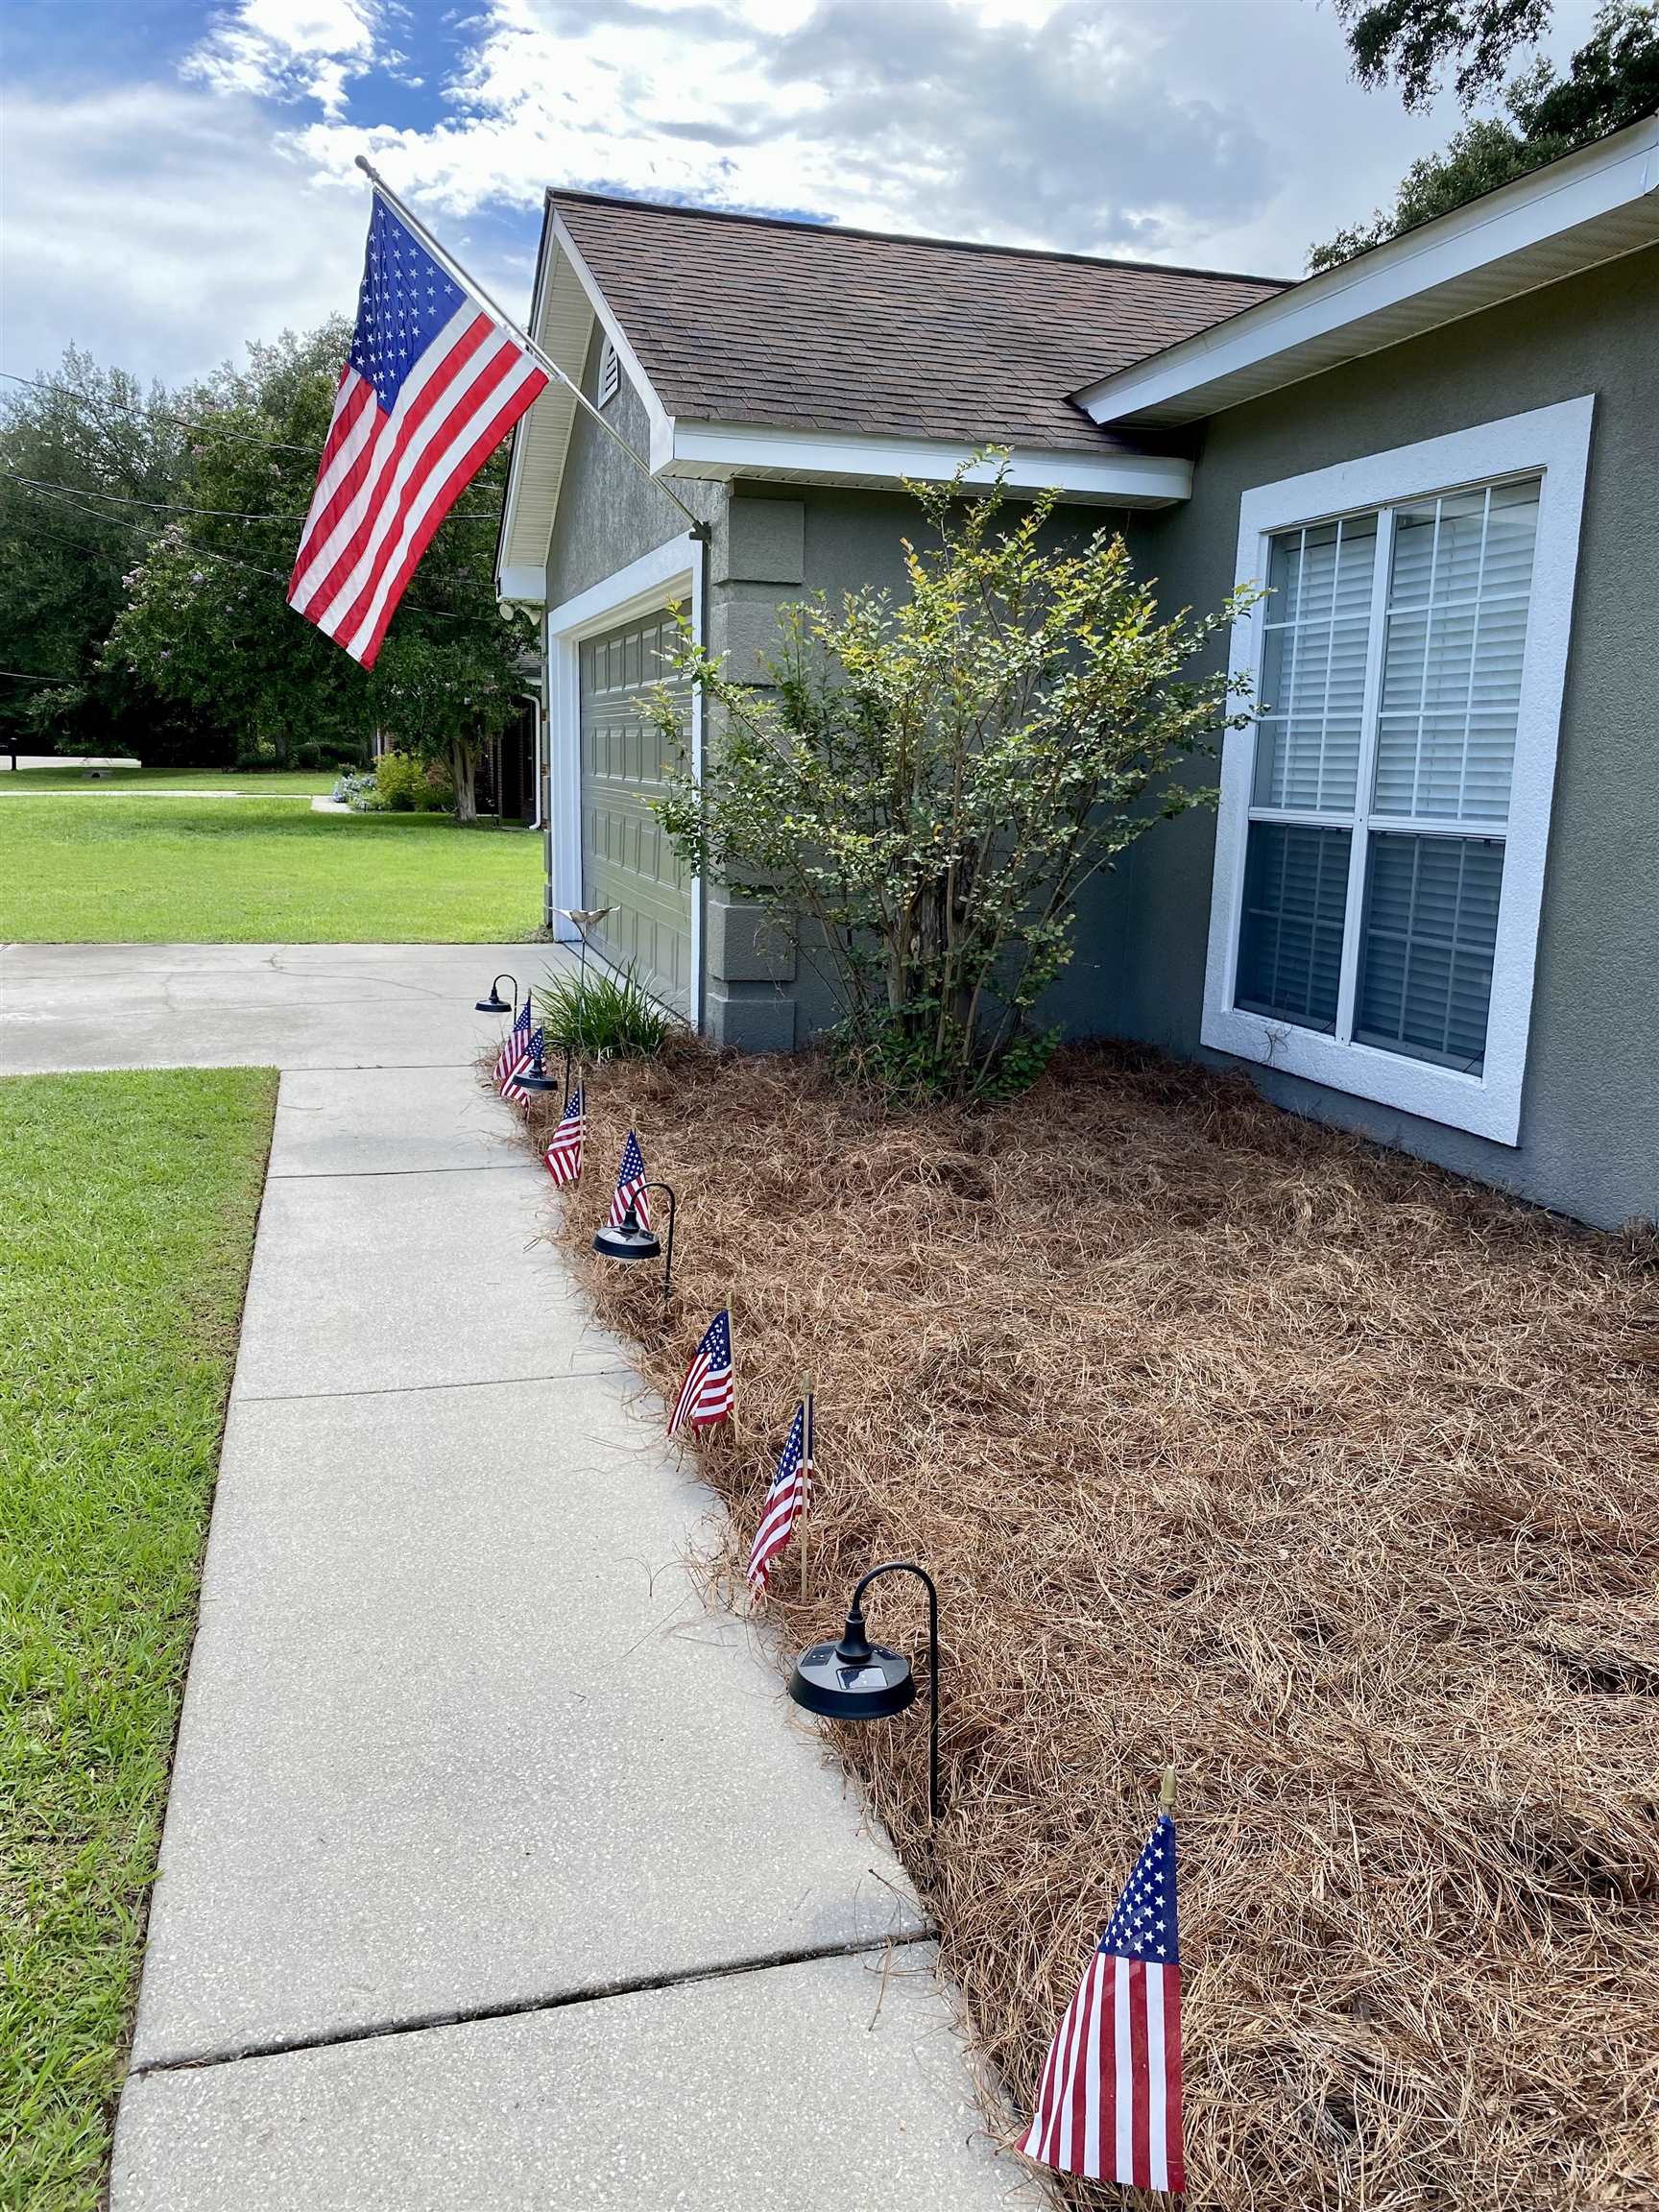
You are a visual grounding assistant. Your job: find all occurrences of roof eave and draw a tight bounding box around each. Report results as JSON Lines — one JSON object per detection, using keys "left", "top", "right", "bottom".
{"left": 1072, "top": 111, "right": 1659, "bottom": 429}
{"left": 664, "top": 421, "right": 1191, "bottom": 506}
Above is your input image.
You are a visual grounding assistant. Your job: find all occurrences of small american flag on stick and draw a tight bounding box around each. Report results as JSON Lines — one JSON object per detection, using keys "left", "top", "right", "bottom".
{"left": 608, "top": 1131, "right": 652, "bottom": 1229}
{"left": 1022, "top": 1787, "right": 1184, "bottom": 2196}
{"left": 746, "top": 1394, "right": 813, "bottom": 1597}
{"left": 542, "top": 1085, "right": 587, "bottom": 1186}
{"left": 501, "top": 1024, "right": 543, "bottom": 1107}
{"left": 667, "top": 1308, "right": 733, "bottom": 1435}
{"left": 288, "top": 193, "right": 548, "bottom": 668}
{"left": 494, "top": 999, "right": 531, "bottom": 1093}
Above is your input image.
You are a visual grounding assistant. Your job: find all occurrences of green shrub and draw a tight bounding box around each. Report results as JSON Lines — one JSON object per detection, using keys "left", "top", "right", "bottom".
{"left": 371, "top": 751, "right": 425, "bottom": 811}
{"left": 535, "top": 962, "right": 668, "bottom": 1060}
{"left": 369, "top": 750, "right": 454, "bottom": 812}
{"left": 644, "top": 457, "right": 1260, "bottom": 1101}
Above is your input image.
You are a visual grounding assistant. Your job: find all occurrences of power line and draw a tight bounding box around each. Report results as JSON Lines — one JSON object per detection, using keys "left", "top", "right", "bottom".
{"left": 0, "top": 366, "right": 318, "bottom": 455}
{"left": 0, "top": 464, "right": 500, "bottom": 528}
{"left": 1, "top": 467, "right": 310, "bottom": 523}
{"left": 5, "top": 485, "right": 477, "bottom": 623}
{"left": 0, "top": 667, "right": 71, "bottom": 682}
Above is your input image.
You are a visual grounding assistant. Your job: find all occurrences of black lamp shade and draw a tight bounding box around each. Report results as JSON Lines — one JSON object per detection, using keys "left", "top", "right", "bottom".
{"left": 594, "top": 1213, "right": 661, "bottom": 1263}
{"left": 512, "top": 1066, "right": 563, "bottom": 1094}
{"left": 789, "top": 1638, "right": 917, "bottom": 1721}
{"left": 475, "top": 989, "right": 511, "bottom": 1013}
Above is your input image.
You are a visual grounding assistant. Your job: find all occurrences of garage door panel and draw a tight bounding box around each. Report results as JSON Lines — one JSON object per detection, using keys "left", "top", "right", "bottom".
{"left": 579, "top": 610, "right": 693, "bottom": 1015}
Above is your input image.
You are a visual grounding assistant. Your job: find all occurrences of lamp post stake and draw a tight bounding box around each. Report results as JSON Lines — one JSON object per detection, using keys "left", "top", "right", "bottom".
{"left": 850, "top": 1560, "right": 940, "bottom": 1822}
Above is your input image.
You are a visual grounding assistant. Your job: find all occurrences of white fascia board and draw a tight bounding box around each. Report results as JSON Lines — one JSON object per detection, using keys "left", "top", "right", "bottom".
{"left": 1075, "top": 111, "right": 1659, "bottom": 426}
{"left": 494, "top": 215, "right": 556, "bottom": 601}
{"left": 496, "top": 563, "right": 548, "bottom": 602}
{"left": 667, "top": 421, "right": 1191, "bottom": 506}
{"left": 547, "top": 211, "right": 678, "bottom": 470}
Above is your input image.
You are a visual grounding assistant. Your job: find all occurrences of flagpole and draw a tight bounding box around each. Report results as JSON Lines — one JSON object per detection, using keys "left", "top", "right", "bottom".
{"left": 797, "top": 1374, "right": 813, "bottom": 1597}
{"left": 725, "top": 1286, "right": 738, "bottom": 1443}
{"left": 351, "top": 156, "right": 709, "bottom": 543}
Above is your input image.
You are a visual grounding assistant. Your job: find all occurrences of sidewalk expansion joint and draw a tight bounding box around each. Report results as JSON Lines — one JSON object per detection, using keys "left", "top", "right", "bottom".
{"left": 266, "top": 1162, "right": 534, "bottom": 1180}
{"left": 234, "top": 1367, "right": 633, "bottom": 1406}
{"left": 130, "top": 1928, "right": 937, "bottom": 2078}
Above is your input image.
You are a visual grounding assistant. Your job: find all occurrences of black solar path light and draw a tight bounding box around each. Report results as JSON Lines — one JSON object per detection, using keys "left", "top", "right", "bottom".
{"left": 510, "top": 1028, "right": 571, "bottom": 1106}
{"left": 593, "top": 1181, "right": 677, "bottom": 1318}
{"left": 475, "top": 972, "right": 517, "bottom": 1014}
{"left": 789, "top": 1560, "right": 941, "bottom": 1823}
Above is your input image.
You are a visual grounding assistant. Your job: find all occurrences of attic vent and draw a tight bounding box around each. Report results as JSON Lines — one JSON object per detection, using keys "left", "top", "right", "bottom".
{"left": 598, "top": 338, "right": 621, "bottom": 409}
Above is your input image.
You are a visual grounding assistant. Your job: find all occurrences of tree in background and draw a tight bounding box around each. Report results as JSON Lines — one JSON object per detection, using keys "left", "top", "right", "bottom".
{"left": 1312, "top": 1, "right": 1659, "bottom": 267}
{"left": 0, "top": 349, "right": 197, "bottom": 761}
{"left": 104, "top": 322, "right": 530, "bottom": 810}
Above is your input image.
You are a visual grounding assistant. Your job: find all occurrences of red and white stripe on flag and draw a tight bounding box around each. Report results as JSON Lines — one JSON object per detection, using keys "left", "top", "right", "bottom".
{"left": 1022, "top": 1813, "right": 1184, "bottom": 2195}
{"left": 288, "top": 193, "right": 548, "bottom": 669}
{"left": 542, "top": 1089, "right": 587, "bottom": 1187}
{"left": 745, "top": 1395, "right": 812, "bottom": 1596}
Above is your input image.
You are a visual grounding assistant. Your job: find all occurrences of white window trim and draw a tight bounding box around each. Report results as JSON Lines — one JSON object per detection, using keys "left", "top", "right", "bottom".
{"left": 1201, "top": 396, "right": 1594, "bottom": 1146}
{"left": 543, "top": 533, "right": 705, "bottom": 1028}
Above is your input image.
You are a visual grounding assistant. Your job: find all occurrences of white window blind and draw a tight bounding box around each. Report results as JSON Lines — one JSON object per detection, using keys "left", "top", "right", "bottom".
{"left": 1233, "top": 473, "right": 1542, "bottom": 1077}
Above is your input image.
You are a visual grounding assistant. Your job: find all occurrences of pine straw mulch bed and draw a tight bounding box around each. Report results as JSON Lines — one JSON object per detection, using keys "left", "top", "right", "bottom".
{"left": 510, "top": 1040, "right": 1659, "bottom": 2212}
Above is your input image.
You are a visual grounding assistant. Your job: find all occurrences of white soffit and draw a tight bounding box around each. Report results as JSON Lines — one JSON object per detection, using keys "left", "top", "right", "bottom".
{"left": 1074, "top": 112, "right": 1659, "bottom": 428}
{"left": 494, "top": 245, "right": 596, "bottom": 601}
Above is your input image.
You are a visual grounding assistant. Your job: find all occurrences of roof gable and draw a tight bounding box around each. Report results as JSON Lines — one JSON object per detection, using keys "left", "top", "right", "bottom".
{"left": 549, "top": 192, "right": 1286, "bottom": 457}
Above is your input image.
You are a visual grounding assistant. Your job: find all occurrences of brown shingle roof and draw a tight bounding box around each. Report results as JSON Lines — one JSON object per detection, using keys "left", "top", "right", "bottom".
{"left": 551, "top": 192, "right": 1287, "bottom": 456}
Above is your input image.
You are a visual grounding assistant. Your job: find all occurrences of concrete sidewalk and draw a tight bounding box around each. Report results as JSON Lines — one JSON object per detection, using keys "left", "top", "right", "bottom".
{"left": 12, "top": 949, "right": 1032, "bottom": 2208}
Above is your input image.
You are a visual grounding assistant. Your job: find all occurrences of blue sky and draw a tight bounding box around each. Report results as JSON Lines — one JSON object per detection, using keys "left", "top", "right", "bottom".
{"left": 2, "top": 0, "right": 1599, "bottom": 390}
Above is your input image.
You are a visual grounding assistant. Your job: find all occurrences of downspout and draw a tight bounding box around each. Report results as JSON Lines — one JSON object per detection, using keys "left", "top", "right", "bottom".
{"left": 692, "top": 517, "right": 710, "bottom": 1035}
{"left": 536, "top": 612, "right": 553, "bottom": 931}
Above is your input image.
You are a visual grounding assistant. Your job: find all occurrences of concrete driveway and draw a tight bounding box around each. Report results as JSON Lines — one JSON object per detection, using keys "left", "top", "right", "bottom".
{"left": 0, "top": 942, "right": 573, "bottom": 1075}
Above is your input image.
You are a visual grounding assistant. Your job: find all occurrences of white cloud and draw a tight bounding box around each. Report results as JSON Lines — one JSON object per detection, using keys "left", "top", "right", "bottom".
{"left": 183, "top": 0, "right": 386, "bottom": 120}
{"left": 0, "top": 83, "right": 365, "bottom": 384}
{"left": 286, "top": 0, "right": 1599, "bottom": 279}
{"left": 4, "top": 0, "right": 1606, "bottom": 389}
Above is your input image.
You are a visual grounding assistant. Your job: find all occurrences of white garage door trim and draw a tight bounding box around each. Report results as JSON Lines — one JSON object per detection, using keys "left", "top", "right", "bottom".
{"left": 544, "top": 531, "right": 705, "bottom": 1028}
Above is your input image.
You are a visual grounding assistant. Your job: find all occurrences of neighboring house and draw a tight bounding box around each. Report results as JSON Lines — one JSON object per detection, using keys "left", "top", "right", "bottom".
{"left": 497, "top": 114, "right": 1658, "bottom": 1232}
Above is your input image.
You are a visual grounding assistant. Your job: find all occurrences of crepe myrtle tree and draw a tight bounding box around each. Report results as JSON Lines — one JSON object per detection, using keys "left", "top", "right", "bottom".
{"left": 643, "top": 463, "right": 1262, "bottom": 1101}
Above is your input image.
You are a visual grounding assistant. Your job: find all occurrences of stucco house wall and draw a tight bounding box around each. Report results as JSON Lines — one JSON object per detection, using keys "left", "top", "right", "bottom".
{"left": 1065, "top": 247, "right": 1657, "bottom": 1231}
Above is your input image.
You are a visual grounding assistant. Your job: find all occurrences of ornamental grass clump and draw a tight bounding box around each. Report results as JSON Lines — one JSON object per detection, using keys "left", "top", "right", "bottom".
{"left": 643, "top": 463, "right": 1261, "bottom": 1101}
{"left": 514, "top": 1043, "right": 1659, "bottom": 2211}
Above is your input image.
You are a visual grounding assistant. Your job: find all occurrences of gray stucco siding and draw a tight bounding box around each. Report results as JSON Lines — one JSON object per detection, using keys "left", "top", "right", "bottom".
{"left": 543, "top": 327, "right": 718, "bottom": 614}
{"left": 1046, "top": 247, "right": 1658, "bottom": 1231}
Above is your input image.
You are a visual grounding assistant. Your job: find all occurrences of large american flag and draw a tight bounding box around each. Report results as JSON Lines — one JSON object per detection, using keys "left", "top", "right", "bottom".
{"left": 542, "top": 1085, "right": 587, "bottom": 1187}
{"left": 288, "top": 193, "right": 547, "bottom": 667}
{"left": 1022, "top": 1812, "right": 1184, "bottom": 2195}
{"left": 667, "top": 1308, "right": 733, "bottom": 1435}
{"left": 501, "top": 1024, "right": 544, "bottom": 1106}
{"left": 494, "top": 998, "right": 531, "bottom": 1091}
{"left": 745, "top": 1395, "right": 813, "bottom": 1596}
{"left": 608, "top": 1131, "right": 652, "bottom": 1230}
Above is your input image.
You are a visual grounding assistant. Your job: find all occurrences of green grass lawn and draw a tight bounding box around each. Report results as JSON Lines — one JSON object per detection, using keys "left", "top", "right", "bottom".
{"left": 0, "top": 1068, "right": 277, "bottom": 2212}
{"left": 1, "top": 766, "right": 337, "bottom": 794}
{"left": 0, "top": 795, "right": 544, "bottom": 941}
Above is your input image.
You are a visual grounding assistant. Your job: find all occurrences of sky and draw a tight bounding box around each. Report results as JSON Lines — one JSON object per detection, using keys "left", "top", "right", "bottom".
{"left": 1, "top": 0, "right": 1600, "bottom": 391}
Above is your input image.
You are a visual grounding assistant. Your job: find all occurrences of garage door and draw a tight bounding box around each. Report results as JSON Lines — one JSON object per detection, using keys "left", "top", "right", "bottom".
{"left": 579, "top": 609, "right": 693, "bottom": 1015}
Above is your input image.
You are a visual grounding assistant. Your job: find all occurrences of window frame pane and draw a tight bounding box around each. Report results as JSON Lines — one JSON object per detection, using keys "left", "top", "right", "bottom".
{"left": 1204, "top": 399, "right": 1595, "bottom": 1146}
